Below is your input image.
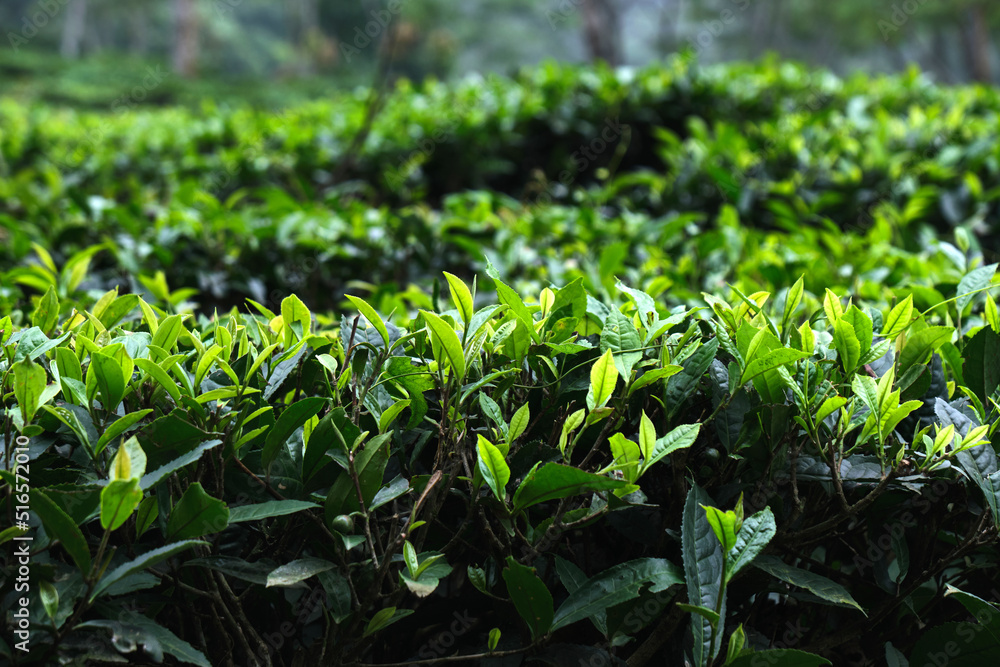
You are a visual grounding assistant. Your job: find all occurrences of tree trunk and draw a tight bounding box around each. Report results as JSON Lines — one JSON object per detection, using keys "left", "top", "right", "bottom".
{"left": 963, "top": 4, "right": 992, "bottom": 83}
{"left": 60, "top": 0, "right": 88, "bottom": 60}
{"left": 173, "top": 0, "right": 199, "bottom": 78}
{"left": 655, "top": 0, "right": 680, "bottom": 56}
{"left": 582, "top": 0, "right": 622, "bottom": 66}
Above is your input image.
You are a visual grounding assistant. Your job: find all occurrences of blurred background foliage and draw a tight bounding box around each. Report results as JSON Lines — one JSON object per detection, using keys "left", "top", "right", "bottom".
{"left": 1, "top": 0, "right": 999, "bottom": 108}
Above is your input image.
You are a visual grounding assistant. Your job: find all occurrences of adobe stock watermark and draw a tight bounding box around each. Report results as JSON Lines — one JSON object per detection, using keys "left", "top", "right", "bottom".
{"left": 877, "top": 0, "right": 932, "bottom": 41}
{"left": 570, "top": 582, "right": 809, "bottom": 667}
{"left": 339, "top": 0, "right": 410, "bottom": 63}
{"left": 709, "top": 85, "right": 827, "bottom": 204}
{"left": 7, "top": 0, "right": 73, "bottom": 52}
{"left": 383, "top": 85, "right": 496, "bottom": 192}
{"left": 544, "top": 0, "right": 583, "bottom": 29}
{"left": 855, "top": 126, "right": 962, "bottom": 228}
{"left": 416, "top": 609, "right": 476, "bottom": 660}
{"left": 919, "top": 586, "right": 1000, "bottom": 667}
{"left": 11, "top": 435, "right": 33, "bottom": 653}
{"left": 238, "top": 585, "right": 326, "bottom": 666}
{"left": 204, "top": 109, "right": 289, "bottom": 195}
{"left": 522, "top": 116, "right": 627, "bottom": 207}
{"left": 677, "top": 0, "right": 754, "bottom": 63}
{"left": 850, "top": 473, "right": 960, "bottom": 576}
{"left": 56, "top": 67, "right": 168, "bottom": 170}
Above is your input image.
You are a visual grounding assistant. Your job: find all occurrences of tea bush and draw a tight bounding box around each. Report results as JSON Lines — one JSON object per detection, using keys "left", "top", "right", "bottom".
{"left": 3, "top": 57, "right": 999, "bottom": 315}
{"left": 3, "top": 261, "right": 1000, "bottom": 665}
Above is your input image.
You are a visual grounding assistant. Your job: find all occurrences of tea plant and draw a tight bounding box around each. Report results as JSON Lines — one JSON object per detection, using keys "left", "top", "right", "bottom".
{"left": 3, "top": 263, "right": 1000, "bottom": 665}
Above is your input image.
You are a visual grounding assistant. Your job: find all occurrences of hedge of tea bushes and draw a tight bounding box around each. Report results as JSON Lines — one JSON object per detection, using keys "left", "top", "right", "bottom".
{"left": 0, "top": 188, "right": 988, "bottom": 345}
{"left": 3, "top": 265, "right": 1000, "bottom": 665}
{"left": 3, "top": 57, "right": 1000, "bottom": 319}
{"left": 2, "top": 56, "right": 1000, "bottom": 219}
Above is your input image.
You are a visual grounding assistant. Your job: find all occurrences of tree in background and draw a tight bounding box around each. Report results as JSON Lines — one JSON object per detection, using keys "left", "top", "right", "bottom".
{"left": 173, "top": 0, "right": 198, "bottom": 77}
{"left": 60, "top": 0, "right": 87, "bottom": 59}
{"left": 962, "top": 2, "right": 992, "bottom": 83}
{"left": 1, "top": 0, "right": 998, "bottom": 85}
{"left": 582, "top": 0, "right": 622, "bottom": 66}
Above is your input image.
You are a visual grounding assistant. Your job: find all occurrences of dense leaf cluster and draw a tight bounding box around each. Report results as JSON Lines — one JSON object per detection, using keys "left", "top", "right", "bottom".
{"left": 4, "top": 56, "right": 1000, "bottom": 667}
{"left": 2, "top": 57, "right": 999, "bottom": 315}
{"left": 3, "top": 260, "right": 1000, "bottom": 665}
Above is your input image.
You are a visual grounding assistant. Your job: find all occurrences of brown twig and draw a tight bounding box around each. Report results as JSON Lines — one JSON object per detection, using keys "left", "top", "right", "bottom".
{"left": 351, "top": 640, "right": 544, "bottom": 667}
{"left": 782, "top": 470, "right": 897, "bottom": 545}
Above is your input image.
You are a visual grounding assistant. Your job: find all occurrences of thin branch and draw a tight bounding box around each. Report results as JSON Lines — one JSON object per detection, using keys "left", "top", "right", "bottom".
{"left": 351, "top": 640, "right": 543, "bottom": 667}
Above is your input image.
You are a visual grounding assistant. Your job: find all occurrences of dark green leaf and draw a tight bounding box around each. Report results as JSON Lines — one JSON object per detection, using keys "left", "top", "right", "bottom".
{"left": 944, "top": 585, "right": 1000, "bottom": 644}
{"left": 682, "top": 484, "right": 725, "bottom": 667}
{"left": 726, "top": 508, "right": 777, "bottom": 582}
{"left": 136, "top": 496, "right": 159, "bottom": 539}
{"left": 909, "top": 622, "right": 1000, "bottom": 666}
{"left": 96, "top": 410, "right": 153, "bottom": 457}
{"left": 122, "top": 611, "right": 211, "bottom": 667}
{"left": 885, "top": 642, "right": 909, "bottom": 667}
{"left": 87, "top": 351, "right": 128, "bottom": 411}
{"left": 140, "top": 440, "right": 223, "bottom": 491}
{"left": 503, "top": 557, "right": 553, "bottom": 640}
{"left": 165, "top": 483, "right": 229, "bottom": 541}
{"left": 325, "top": 433, "right": 390, "bottom": 520}
{"left": 512, "top": 463, "right": 627, "bottom": 515}
{"left": 957, "top": 264, "right": 998, "bottom": 311}
{"left": 91, "top": 540, "right": 207, "bottom": 601}
{"left": 964, "top": 326, "right": 1000, "bottom": 410}
{"left": 551, "top": 558, "right": 683, "bottom": 631}
{"left": 666, "top": 339, "right": 719, "bottom": 420}
{"left": 262, "top": 397, "right": 328, "bottom": 469}
{"left": 185, "top": 556, "right": 275, "bottom": 585}
{"left": 302, "top": 407, "right": 350, "bottom": 481}
{"left": 370, "top": 476, "right": 410, "bottom": 511}
{"left": 228, "top": 500, "right": 318, "bottom": 523}
{"left": 554, "top": 556, "right": 608, "bottom": 635}
{"left": 754, "top": 555, "right": 865, "bottom": 613}
{"left": 899, "top": 326, "right": 953, "bottom": 372}
{"left": 30, "top": 489, "right": 91, "bottom": 574}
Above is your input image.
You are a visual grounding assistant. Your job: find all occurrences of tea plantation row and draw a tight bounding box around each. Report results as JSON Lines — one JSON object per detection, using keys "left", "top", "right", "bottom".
{"left": 3, "top": 59, "right": 1000, "bottom": 317}
{"left": 3, "top": 266, "right": 1000, "bottom": 665}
